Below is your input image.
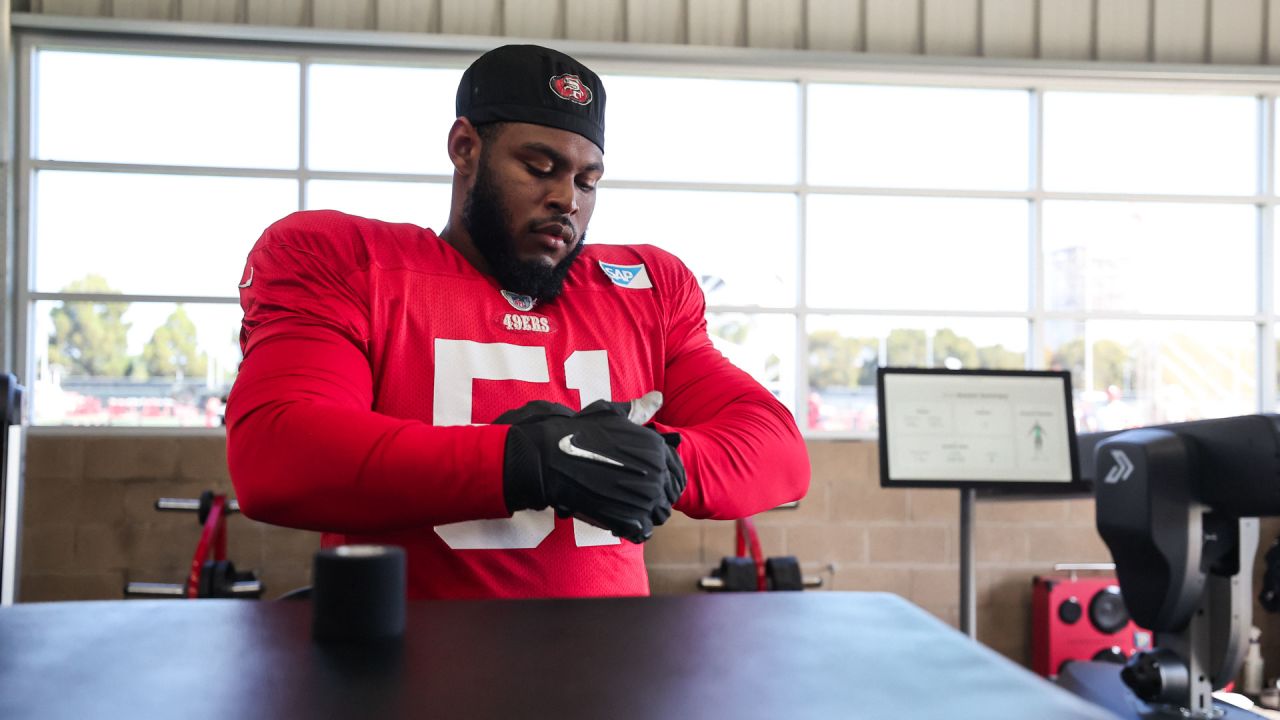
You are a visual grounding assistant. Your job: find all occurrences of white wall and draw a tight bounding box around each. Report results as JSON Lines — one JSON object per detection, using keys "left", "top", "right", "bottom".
{"left": 14, "top": 0, "right": 1280, "bottom": 65}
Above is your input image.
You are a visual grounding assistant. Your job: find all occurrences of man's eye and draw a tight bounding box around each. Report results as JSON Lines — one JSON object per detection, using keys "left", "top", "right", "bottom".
{"left": 526, "top": 164, "right": 552, "bottom": 177}
{"left": 577, "top": 180, "right": 597, "bottom": 193}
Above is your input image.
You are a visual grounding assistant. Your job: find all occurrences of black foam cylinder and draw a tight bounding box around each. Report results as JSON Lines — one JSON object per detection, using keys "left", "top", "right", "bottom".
{"left": 312, "top": 545, "right": 406, "bottom": 643}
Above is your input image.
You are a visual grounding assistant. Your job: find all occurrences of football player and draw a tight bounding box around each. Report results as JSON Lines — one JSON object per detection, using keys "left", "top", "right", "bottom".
{"left": 227, "top": 44, "right": 810, "bottom": 599}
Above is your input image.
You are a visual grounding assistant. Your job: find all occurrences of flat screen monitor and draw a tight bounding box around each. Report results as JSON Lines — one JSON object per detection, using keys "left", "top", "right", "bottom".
{"left": 877, "top": 368, "right": 1083, "bottom": 492}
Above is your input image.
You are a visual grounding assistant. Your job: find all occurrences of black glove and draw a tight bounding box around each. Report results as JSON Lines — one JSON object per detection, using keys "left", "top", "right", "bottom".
{"left": 498, "top": 397, "right": 686, "bottom": 543}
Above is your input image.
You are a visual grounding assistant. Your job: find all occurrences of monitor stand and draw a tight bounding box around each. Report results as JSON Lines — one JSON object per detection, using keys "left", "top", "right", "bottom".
{"left": 960, "top": 487, "right": 976, "bottom": 639}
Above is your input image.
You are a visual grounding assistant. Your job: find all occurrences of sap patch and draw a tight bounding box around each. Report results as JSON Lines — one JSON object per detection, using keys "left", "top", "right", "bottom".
{"left": 598, "top": 261, "right": 652, "bottom": 289}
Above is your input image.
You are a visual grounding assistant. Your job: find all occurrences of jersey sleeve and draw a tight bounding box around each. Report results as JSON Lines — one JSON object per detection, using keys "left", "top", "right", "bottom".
{"left": 646, "top": 256, "right": 810, "bottom": 519}
{"left": 226, "top": 212, "right": 510, "bottom": 534}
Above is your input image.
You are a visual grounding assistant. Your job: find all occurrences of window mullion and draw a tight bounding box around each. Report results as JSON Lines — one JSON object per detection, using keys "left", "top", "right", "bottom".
{"left": 1259, "top": 95, "right": 1276, "bottom": 413}
{"left": 1030, "top": 88, "right": 1045, "bottom": 371}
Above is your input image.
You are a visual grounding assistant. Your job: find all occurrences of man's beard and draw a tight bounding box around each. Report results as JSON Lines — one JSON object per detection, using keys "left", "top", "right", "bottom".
{"left": 462, "top": 161, "right": 585, "bottom": 302}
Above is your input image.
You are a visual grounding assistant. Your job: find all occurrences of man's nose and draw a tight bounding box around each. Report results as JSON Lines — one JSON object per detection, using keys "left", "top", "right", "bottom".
{"left": 546, "top": 177, "right": 579, "bottom": 216}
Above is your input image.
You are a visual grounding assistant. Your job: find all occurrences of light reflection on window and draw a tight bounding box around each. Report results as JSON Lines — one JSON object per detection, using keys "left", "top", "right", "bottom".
{"left": 1043, "top": 201, "right": 1255, "bottom": 315}
{"left": 604, "top": 75, "right": 799, "bottom": 184}
{"left": 589, "top": 189, "right": 797, "bottom": 307}
{"left": 306, "top": 180, "right": 452, "bottom": 228}
{"left": 1044, "top": 320, "right": 1255, "bottom": 431}
{"left": 37, "top": 50, "right": 299, "bottom": 169}
{"left": 807, "top": 195, "right": 1028, "bottom": 311}
{"left": 807, "top": 84, "right": 1030, "bottom": 190}
{"left": 34, "top": 171, "right": 297, "bottom": 297}
{"left": 308, "top": 64, "right": 462, "bottom": 175}
{"left": 806, "top": 315, "right": 1027, "bottom": 432}
{"left": 1043, "top": 92, "right": 1257, "bottom": 195}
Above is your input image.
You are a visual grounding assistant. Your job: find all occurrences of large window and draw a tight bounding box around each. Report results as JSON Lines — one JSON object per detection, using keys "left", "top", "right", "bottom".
{"left": 28, "top": 50, "right": 304, "bottom": 426}
{"left": 15, "top": 36, "right": 1280, "bottom": 434}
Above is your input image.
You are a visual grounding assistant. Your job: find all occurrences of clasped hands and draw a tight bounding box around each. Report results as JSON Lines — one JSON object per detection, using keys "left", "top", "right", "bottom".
{"left": 498, "top": 391, "right": 686, "bottom": 544}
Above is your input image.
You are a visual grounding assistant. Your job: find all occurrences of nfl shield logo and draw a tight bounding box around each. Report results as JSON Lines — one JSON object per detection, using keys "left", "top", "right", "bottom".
{"left": 501, "top": 289, "right": 536, "bottom": 311}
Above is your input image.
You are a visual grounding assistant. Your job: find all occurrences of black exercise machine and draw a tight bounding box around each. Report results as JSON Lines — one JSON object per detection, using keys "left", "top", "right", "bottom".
{"left": 1059, "top": 414, "right": 1280, "bottom": 719}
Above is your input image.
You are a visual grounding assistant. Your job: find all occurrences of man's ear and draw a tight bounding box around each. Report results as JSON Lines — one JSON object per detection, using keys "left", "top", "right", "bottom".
{"left": 447, "top": 117, "right": 482, "bottom": 176}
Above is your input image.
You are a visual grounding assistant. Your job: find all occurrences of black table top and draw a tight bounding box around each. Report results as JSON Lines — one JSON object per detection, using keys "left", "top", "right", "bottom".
{"left": 0, "top": 591, "right": 1115, "bottom": 720}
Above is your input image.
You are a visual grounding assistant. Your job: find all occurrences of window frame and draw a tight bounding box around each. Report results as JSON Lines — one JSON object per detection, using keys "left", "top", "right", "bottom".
{"left": 8, "top": 16, "right": 1280, "bottom": 437}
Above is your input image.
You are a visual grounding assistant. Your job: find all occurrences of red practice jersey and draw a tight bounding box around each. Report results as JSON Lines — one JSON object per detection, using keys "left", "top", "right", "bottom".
{"left": 227, "top": 210, "right": 809, "bottom": 599}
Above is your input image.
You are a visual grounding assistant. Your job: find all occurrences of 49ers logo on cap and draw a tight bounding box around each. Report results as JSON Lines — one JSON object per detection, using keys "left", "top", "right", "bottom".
{"left": 548, "top": 74, "right": 592, "bottom": 106}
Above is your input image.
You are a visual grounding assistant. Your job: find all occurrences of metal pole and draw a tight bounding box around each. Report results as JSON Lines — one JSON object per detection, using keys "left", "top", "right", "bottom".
{"left": 960, "top": 487, "right": 976, "bottom": 639}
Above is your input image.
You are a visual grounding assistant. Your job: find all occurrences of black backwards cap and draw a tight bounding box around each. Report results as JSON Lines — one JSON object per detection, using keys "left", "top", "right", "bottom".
{"left": 456, "top": 44, "right": 606, "bottom": 152}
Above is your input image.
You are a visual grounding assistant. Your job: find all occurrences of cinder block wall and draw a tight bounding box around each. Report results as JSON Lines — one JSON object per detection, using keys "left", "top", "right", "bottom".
{"left": 19, "top": 434, "right": 318, "bottom": 601}
{"left": 17, "top": 433, "right": 1280, "bottom": 671}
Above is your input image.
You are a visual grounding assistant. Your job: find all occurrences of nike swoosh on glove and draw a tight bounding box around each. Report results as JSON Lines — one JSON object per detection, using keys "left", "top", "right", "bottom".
{"left": 497, "top": 395, "right": 686, "bottom": 543}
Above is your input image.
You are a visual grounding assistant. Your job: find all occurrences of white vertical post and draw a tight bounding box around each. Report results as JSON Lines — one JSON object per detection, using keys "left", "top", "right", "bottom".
{"left": 1, "top": 423, "right": 25, "bottom": 606}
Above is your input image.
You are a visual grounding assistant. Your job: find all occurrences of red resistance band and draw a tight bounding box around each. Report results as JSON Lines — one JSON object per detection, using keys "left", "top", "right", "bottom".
{"left": 185, "top": 495, "right": 228, "bottom": 599}
{"left": 734, "top": 517, "right": 767, "bottom": 592}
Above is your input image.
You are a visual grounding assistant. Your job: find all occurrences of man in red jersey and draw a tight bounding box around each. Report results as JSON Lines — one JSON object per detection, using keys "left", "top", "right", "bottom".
{"left": 226, "top": 44, "right": 809, "bottom": 599}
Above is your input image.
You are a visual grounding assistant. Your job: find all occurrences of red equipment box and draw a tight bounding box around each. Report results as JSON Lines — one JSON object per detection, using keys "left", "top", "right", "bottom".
{"left": 1031, "top": 573, "right": 1152, "bottom": 678}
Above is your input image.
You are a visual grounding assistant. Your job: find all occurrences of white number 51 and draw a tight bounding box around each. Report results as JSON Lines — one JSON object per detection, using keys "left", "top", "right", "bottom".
{"left": 432, "top": 339, "right": 620, "bottom": 549}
